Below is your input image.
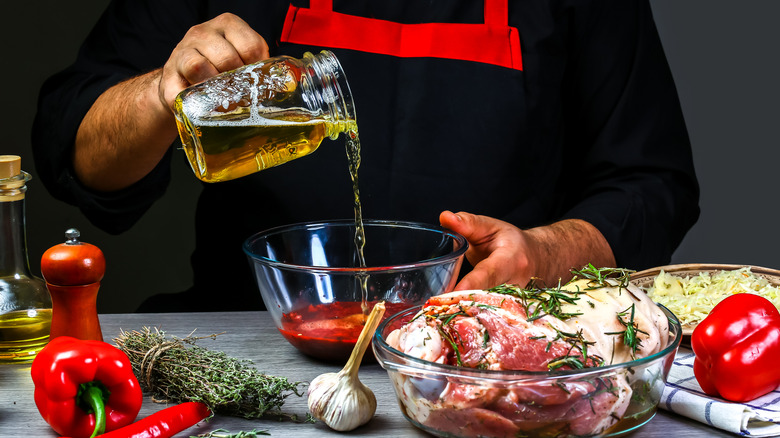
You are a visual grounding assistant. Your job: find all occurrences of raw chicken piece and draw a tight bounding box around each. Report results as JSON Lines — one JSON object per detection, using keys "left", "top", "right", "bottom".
{"left": 386, "top": 276, "right": 670, "bottom": 437}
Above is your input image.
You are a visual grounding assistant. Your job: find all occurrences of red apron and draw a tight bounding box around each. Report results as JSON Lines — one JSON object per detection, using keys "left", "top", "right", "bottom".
{"left": 271, "top": 1, "right": 542, "bottom": 230}
{"left": 280, "top": 0, "right": 522, "bottom": 70}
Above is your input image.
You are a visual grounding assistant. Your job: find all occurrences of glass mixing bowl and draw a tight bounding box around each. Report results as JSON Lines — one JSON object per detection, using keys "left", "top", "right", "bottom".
{"left": 243, "top": 219, "right": 467, "bottom": 362}
{"left": 374, "top": 305, "right": 682, "bottom": 438}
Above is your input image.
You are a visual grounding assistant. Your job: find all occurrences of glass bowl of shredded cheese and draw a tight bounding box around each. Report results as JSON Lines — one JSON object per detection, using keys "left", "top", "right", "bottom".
{"left": 631, "top": 263, "right": 780, "bottom": 335}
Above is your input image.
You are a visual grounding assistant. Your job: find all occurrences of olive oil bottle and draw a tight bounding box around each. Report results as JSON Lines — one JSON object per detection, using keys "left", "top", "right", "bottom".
{"left": 0, "top": 156, "right": 52, "bottom": 362}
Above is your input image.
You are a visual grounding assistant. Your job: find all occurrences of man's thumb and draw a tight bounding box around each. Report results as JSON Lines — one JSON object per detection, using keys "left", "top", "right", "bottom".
{"left": 440, "top": 210, "right": 476, "bottom": 238}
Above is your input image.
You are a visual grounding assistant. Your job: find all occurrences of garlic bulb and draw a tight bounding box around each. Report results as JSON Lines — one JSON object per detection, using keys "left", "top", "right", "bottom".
{"left": 307, "top": 370, "right": 377, "bottom": 431}
{"left": 307, "top": 301, "right": 386, "bottom": 431}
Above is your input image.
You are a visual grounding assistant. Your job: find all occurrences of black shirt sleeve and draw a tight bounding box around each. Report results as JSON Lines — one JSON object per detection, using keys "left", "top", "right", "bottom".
{"left": 31, "top": 0, "right": 202, "bottom": 234}
{"left": 551, "top": 0, "right": 699, "bottom": 269}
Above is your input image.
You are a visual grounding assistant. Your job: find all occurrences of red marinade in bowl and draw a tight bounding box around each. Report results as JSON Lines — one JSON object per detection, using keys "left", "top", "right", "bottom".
{"left": 279, "top": 300, "right": 411, "bottom": 361}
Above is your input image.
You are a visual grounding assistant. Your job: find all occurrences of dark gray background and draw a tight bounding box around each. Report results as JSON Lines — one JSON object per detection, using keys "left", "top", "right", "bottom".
{"left": 4, "top": 1, "right": 779, "bottom": 313}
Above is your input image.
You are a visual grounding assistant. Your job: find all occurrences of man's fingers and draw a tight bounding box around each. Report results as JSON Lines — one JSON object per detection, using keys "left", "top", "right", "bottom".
{"left": 222, "top": 22, "right": 269, "bottom": 64}
{"left": 455, "top": 254, "right": 507, "bottom": 291}
{"left": 195, "top": 14, "right": 268, "bottom": 72}
{"left": 158, "top": 13, "right": 269, "bottom": 112}
{"left": 177, "top": 49, "right": 222, "bottom": 85}
{"left": 440, "top": 210, "right": 496, "bottom": 246}
{"left": 439, "top": 210, "right": 464, "bottom": 232}
{"left": 454, "top": 268, "right": 491, "bottom": 291}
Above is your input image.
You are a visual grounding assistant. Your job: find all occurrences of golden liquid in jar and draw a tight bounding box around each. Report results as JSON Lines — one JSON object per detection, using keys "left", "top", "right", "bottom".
{"left": 0, "top": 309, "right": 51, "bottom": 363}
{"left": 176, "top": 108, "right": 333, "bottom": 183}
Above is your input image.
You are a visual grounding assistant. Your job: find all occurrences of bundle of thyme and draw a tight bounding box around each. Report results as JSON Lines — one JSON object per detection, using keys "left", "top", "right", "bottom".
{"left": 114, "top": 327, "right": 305, "bottom": 420}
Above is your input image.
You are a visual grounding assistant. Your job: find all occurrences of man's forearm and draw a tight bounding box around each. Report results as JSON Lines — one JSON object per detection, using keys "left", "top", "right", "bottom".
{"left": 73, "top": 68, "right": 178, "bottom": 192}
{"left": 525, "top": 219, "right": 617, "bottom": 284}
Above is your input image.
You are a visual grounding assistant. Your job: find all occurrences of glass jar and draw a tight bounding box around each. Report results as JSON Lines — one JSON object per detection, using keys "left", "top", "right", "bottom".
{"left": 174, "top": 50, "right": 357, "bottom": 183}
{"left": 0, "top": 155, "right": 52, "bottom": 362}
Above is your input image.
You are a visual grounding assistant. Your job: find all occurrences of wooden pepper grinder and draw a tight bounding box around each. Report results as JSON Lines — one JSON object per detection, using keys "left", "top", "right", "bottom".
{"left": 41, "top": 228, "right": 105, "bottom": 341}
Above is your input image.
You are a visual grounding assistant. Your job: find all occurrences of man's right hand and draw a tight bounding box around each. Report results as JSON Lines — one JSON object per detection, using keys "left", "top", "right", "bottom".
{"left": 158, "top": 12, "right": 270, "bottom": 112}
{"left": 74, "top": 13, "right": 269, "bottom": 192}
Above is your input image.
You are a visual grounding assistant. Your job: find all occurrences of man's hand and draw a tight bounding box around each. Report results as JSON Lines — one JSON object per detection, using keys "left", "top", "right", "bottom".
{"left": 439, "top": 210, "right": 616, "bottom": 291}
{"left": 74, "top": 13, "right": 269, "bottom": 193}
{"left": 158, "top": 12, "right": 269, "bottom": 112}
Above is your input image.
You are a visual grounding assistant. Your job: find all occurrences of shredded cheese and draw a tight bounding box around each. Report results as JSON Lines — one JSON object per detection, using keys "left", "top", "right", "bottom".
{"left": 646, "top": 267, "right": 780, "bottom": 327}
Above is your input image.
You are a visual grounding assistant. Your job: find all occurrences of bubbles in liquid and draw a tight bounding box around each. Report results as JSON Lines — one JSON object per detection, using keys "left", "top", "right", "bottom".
{"left": 185, "top": 75, "right": 250, "bottom": 120}
{"left": 183, "top": 61, "right": 298, "bottom": 126}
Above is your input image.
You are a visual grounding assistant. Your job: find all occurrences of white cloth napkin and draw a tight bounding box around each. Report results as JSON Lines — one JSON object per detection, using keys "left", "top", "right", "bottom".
{"left": 661, "top": 348, "right": 780, "bottom": 436}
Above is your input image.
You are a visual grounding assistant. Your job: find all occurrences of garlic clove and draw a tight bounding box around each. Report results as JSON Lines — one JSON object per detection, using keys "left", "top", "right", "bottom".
{"left": 307, "top": 301, "right": 385, "bottom": 431}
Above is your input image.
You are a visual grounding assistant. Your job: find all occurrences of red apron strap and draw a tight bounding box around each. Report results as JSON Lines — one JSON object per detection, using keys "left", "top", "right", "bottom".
{"left": 484, "top": 0, "right": 508, "bottom": 26}
{"left": 281, "top": 0, "right": 521, "bottom": 70}
{"left": 309, "top": 0, "right": 507, "bottom": 25}
{"left": 309, "top": 0, "right": 332, "bottom": 10}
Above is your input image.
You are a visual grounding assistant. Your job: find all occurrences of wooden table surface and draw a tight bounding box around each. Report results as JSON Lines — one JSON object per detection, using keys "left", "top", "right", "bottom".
{"left": 0, "top": 311, "right": 735, "bottom": 437}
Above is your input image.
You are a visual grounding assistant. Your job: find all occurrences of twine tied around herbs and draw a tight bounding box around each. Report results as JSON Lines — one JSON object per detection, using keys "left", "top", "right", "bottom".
{"left": 135, "top": 329, "right": 222, "bottom": 402}
{"left": 113, "top": 327, "right": 306, "bottom": 419}
{"left": 139, "top": 338, "right": 175, "bottom": 402}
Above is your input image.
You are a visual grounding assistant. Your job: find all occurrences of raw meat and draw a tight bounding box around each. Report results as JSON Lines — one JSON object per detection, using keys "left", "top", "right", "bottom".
{"left": 385, "top": 278, "right": 670, "bottom": 437}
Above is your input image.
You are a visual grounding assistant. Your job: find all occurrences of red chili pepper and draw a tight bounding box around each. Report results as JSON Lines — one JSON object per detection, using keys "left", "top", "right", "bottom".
{"left": 31, "top": 336, "right": 143, "bottom": 437}
{"left": 58, "top": 402, "right": 212, "bottom": 438}
{"left": 692, "top": 293, "right": 780, "bottom": 402}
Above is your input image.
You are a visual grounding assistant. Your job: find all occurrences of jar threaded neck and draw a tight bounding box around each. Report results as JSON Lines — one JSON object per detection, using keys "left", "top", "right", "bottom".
{"left": 304, "top": 51, "right": 357, "bottom": 139}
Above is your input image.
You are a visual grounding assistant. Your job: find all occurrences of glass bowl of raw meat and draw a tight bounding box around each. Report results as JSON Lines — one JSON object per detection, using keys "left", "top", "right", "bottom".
{"left": 373, "top": 267, "right": 683, "bottom": 438}
{"left": 244, "top": 219, "right": 467, "bottom": 362}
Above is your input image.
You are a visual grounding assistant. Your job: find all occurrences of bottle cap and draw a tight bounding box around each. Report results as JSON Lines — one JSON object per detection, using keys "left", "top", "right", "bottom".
{"left": 41, "top": 229, "right": 106, "bottom": 286}
{"left": 0, "top": 155, "right": 21, "bottom": 179}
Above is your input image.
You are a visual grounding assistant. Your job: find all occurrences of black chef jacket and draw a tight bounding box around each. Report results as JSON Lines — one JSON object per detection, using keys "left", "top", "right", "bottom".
{"left": 32, "top": 0, "right": 700, "bottom": 312}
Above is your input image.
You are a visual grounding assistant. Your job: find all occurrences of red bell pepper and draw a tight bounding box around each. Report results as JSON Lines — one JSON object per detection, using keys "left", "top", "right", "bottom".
{"left": 692, "top": 293, "right": 780, "bottom": 402}
{"left": 31, "top": 336, "right": 143, "bottom": 437}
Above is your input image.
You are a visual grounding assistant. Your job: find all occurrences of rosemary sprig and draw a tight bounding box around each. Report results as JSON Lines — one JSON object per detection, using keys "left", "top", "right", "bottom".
{"left": 489, "top": 283, "right": 584, "bottom": 322}
{"left": 553, "top": 381, "right": 571, "bottom": 394}
{"left": 425, "top": 306, "right": 496, "bottom": 368}
{"left": 477, "top": 303, "right": 499, "bottom": 311}
{"left": 424, "top": 310, "right": 468, "bottom": 366}
{"left": 605, "top": 304, "right": 648, "bottom": 358}
{"left": 583, "top": 378, "right": 621, "bottom": 414}
{"left": 439, "top": 309, "right": 469, "bottom": 326}
{"left": 438, "top": 324, "right": 464, "bottom": 366}
{"left": 193, "top": 429, "right": 270, "bottom": 437}
{"left": 114, "top": 327, "right": 305, "bottom": 420}
{"left": 548, "top": 356, "right": 587, "bottom": 370}
{"left": 569, "top": 264, "right": 634, "bottom": 289}
{"left": 545, "top": 327, "right": 603, "bottom": 371}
